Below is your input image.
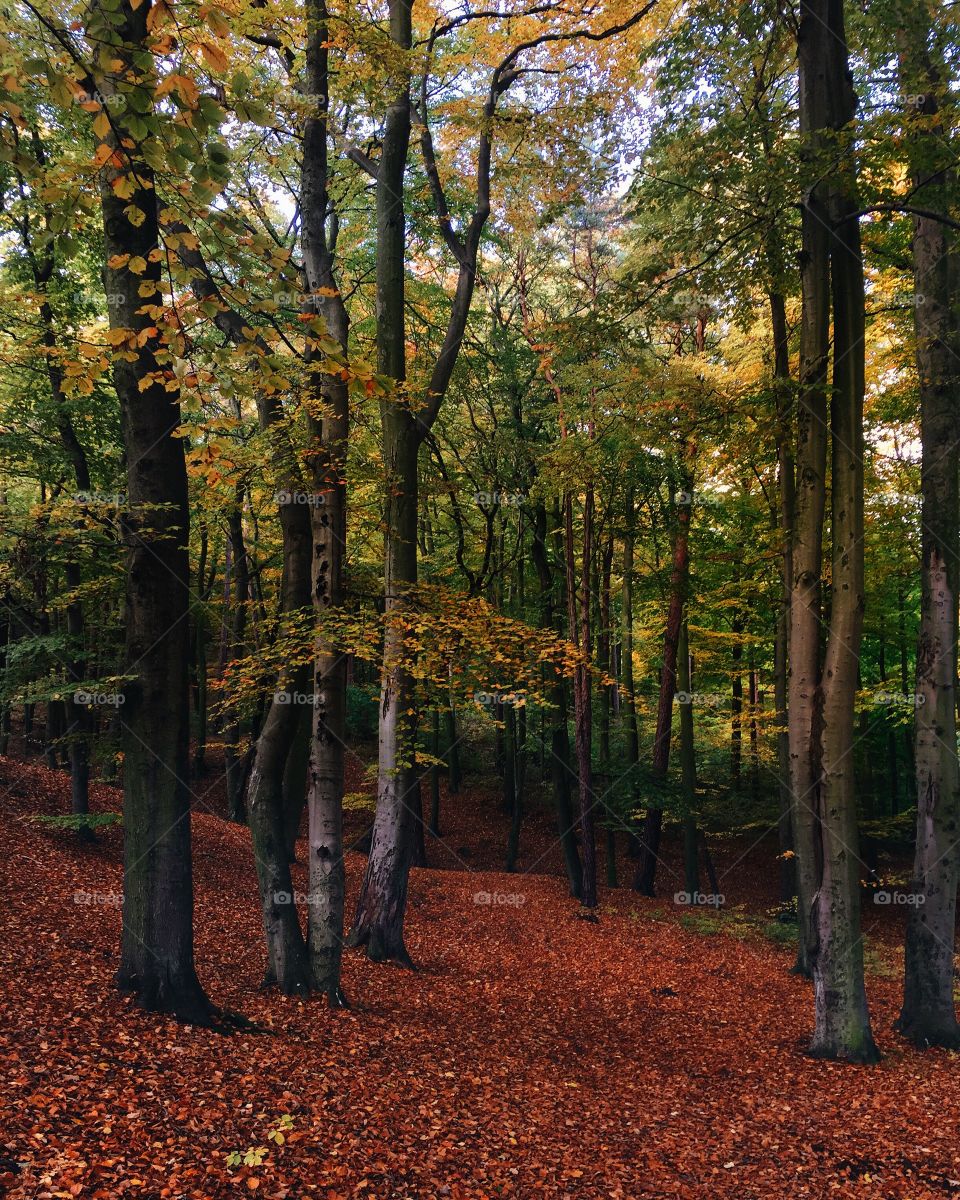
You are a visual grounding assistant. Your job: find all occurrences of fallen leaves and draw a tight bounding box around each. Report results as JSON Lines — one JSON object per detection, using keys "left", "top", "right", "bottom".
{"left": 0, "top": 754, "right": 959, "bottom": 1199}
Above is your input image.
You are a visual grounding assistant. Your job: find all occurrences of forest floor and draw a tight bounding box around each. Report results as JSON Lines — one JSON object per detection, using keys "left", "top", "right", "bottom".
{"left": 2, "top": 751, "right": 960, "bottom": 1199}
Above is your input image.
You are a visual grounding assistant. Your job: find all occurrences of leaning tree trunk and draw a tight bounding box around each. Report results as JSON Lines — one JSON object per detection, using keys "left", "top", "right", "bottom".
{"left": 808, "top": 0, "right": 877, "bottom": 1063}
{"left": 788, "top": 0, "right": 832, "bottom": 979}
{"left": 897, "top": 0, "right": 960, "bottom": 1049}
{"left": 92, "top": 0, "right": 209, "bottom": 1021}
{"left": 244, "top": 486, "right": 313, "bottom": 994}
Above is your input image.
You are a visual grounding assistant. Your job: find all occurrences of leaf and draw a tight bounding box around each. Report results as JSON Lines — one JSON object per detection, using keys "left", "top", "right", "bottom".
{"left": 200, "top": 40, "right": 230, "bottom": 73}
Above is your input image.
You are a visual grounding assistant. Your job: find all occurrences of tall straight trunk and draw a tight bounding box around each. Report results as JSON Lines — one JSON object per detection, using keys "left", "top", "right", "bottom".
{"left": 301, "top": 0, "right": 351, "bottom": 1002}
{"left": 622, "top": 490, "right": 641, "bottom": 814}
{"left": 566, "top": 489, "right": 597, "bottom": 910}
{"left": 749, "top": 664, "right": 760, "bottom": 796}
{"left": 348, "top": 0, "right": 418, "bottom": 961}
{"left": 898, "top": 584, "right": 916, "bottom": 797}
{"left": 429, "top": 707, "right": 441, "bottom": 837}
{"left": 878, "top": 618, "right": 900, "bottom": 815}
{"left": 351, "top": 0, "right": 499, "bottom": 958}
{"left": 730, "top": 605, "right": 744, "bottom": 785}
{"left": 808, "top": 0, "right": 877, "bottom": 1062}
{"left": 223, "top": 496, "right": 250, "bottom": 824}
{"left": 35, "top": 269, "right": 92, "bottom": 821}
{"left": 678, "top": 619, "right": 699, "bottom": 897}
{"left": 531, "top": 501, "right": 581, "bottom": 895}
{"left": 789, "top": 0, "right": 832, "bottom": 978}
{"left": 92, "top": 0, "right": 209, "bottom": 1021}
{"left": 897, "top": 1, "right": 960, "bottom": 1048}
{"left": 635, "top": 481, "right": 691, "bottom": 895}
{"left": 445, "top": 702, "right": 462, "bottom": 794}
{"left": 503, "top": 702, "right": 521, "bottom": 871}
{"left": 771, "top": 292, "right": 797, "bottom": 901}
{"left": 282, "top": 706, "right": 311, "bottom": 858}
{"left": 191, "top": 528, "right": 214, "bottom": 777}
{"left": 599, "top": 535, "right": 615, "bottom": 887}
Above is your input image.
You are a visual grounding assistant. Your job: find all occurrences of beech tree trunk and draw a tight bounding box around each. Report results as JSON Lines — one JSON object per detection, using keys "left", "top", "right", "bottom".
{"left": 770, "top": 290, "right": 796, "bottom": 902}
{"left": 635, "top": 478, "right": 691, "bottom": 895}
{"left": 531, "top": 501, "right": 582, "bottom": 896}
{"left": 897, "top": 0, "right": 960, "bottom": 1048}
{"left": 223, "top": 496, "right": 250, "bottom": 824}
{"left": 566, "top": 489, "right": 598, "bottom": 911}
{"left": 808, "top": 0, "right": 877, "bottom": 1063}
{"left": 788, "top": 0, "right": 832, "bottom": 979}
{"left": 301, "top": 0, "right": 351, "bottom": 1003}
{"left": 93, "top": 0, "right": 209, "bottom": 1021}
{"left": 348, "top": 0, "right": 418, "bottom": 959}
{"left": 678, "top": 619, "right": 699, "bottom": 897}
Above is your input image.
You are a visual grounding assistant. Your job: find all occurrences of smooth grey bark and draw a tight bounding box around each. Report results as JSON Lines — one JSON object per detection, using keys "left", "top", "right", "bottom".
{"left": 789, "top": 0, "right": 832, "bottom": 979}
{"left": 896, "top": 0, "right": 960, "bottom": 1049}
{"left": 301, "top": 0, "right": 351, "bottom": 1003}
{"left": 635, "top": 475, "right": 691, "bottom": 895}
{"left": 770, "top": 290, "right": 797, "bottom": 902}
{"left": 678, "top": 619, "right": 699, "bottom": 898}
{"left": 223, "top": 496, "right": 250, "bottom": 824}
{"left": 531, "top": 500, "right": 582, "bottom": 896}
{"left": 92, "top": 0, "right": 210, "bottom": 1021}
{"left": 808, "top": 0, "right": 877, "bottom": 1063}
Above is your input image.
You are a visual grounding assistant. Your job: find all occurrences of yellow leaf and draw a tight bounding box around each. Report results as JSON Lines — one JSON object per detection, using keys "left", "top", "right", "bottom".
{"left": 92, "top": 111, "right": 111, "bottom": 140}
{"left": 128, "top": 256, "right": 147, "bottom": 275}
{"left": 200, "top": 40, "right": 230, "bottom": 73}
{"left": 124, "top": 205, "right": 146, "bottom": 227}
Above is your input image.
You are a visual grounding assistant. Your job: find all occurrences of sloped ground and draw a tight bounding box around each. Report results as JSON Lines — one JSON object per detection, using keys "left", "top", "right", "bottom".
{"left": 1, "top": 755, "right": 959, "bottom": 1199}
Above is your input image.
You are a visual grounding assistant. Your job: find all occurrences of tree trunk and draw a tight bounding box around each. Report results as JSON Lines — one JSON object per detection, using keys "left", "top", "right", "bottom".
{"left": 532, "top": 501, "right": 582, "bottom": 895}
{"left": 223, "top": 496, "right": 250, "bottom": 824}
{"left": 897, "top": 1, "right": 960, "bottom": 1048}
{"left": 788, "top": 0, "right": 832, "bottom": 978}
{"left": 678, "top": 619, "right": 700, "bottom": 898}
{"left": 93, "top": 0, "right": 209, "bottom": 1021}
{"left": 566, "top": 489, "right": 598, "bottom": 911}
{"left": 301, "top": 0, "right": 351, "bottom": 1003}
{"left": 771, "top": 291, "right": 796, "bottom": 901}
{"left": 808, "top": 0, "right": 878, "bottom": 1062}
{"left": 635, "top": 478, "right": 691, "bottom": 895}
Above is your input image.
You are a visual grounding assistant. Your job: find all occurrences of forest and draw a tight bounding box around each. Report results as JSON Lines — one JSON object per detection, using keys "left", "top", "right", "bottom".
{"left": 1, "top": 0, "right": 959, "bottom": 1195}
